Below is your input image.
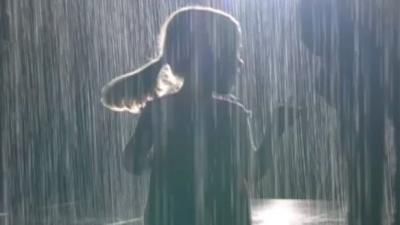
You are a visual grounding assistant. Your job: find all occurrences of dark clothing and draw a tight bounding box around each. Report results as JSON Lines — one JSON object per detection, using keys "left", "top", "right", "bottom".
{"left": 126, "top": 95, "right": 253, "bottom": 225}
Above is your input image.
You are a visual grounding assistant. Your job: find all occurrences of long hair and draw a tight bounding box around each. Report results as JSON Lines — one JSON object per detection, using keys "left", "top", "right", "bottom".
{"left": 101, "top": 6, "right": 242, "bottom": 114}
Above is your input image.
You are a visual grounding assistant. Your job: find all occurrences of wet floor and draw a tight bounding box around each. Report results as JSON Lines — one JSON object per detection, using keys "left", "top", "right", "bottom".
{"left": 252, "top": 199, "right": 345, "bottom": 225}
{"left": 0, "top": 199, "right": 346, "bottom": 225}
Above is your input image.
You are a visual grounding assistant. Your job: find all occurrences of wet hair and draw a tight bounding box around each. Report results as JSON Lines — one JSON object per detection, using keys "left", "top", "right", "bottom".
{"left": 101, "top": 6, "right": 242, "bottom": 113}
{"left": 160, "top": 6, "right": 242, "bottom": 93}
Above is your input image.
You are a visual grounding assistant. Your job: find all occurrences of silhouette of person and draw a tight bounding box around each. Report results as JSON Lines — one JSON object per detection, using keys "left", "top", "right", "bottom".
{"left": 299, "top": 1, "right": 400, "bottom": 224}
{"left": 102, "top": 7, "right": 255, "bottom": 225}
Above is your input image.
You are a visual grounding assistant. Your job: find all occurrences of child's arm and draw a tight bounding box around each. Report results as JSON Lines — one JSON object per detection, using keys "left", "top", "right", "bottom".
{"left": 253, "top": 130, "right": 274, "bottom": 183}
{"left": 253, "top": 106, "right": 304, "bottom": 181}
{"left": 240, "top": 113, "right": 256, "bottom": 185}
{"left": 123, "top": 106, "right": 153, "bottom": 175}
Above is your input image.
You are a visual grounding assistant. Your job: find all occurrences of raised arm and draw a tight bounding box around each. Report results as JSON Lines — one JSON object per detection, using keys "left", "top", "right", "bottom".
{"left": 241, "top": 115, "right": 256, "bottom": 183}
{"left": 123, "top": 105, "right": 153, "bottom": 175}
{"left": 253, "top": 127, "right": 274, "bottom": 183}
{"left": 253, "top": 105, "right": 304, "bottom": 181}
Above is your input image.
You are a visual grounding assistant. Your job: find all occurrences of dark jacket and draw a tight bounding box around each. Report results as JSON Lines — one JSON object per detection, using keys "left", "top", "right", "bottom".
{"left": 124, "top": 94, "right": 253, "bottom": 225}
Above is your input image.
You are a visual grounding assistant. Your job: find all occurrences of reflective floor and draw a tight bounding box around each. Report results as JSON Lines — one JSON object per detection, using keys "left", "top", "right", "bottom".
{"left": 0, "top": 199, "right": 346, "bottom": 225}
{"left": 252, "top": 199, "right": 345, "bottom": 225}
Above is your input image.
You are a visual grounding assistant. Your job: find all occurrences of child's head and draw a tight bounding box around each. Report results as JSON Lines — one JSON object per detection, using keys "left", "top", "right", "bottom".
{"left": 160, "top": 7, "right": 242, "bottom": 94}
{"left": 101, "top": 7, "right": 243, "bottom": 113}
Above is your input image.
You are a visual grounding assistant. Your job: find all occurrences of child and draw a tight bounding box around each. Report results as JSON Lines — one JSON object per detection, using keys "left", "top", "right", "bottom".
{"left": 102, "top": 7, "right": 254, "bottom": 225}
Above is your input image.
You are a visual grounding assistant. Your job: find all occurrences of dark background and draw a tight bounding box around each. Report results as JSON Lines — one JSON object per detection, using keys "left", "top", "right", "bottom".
{"left": 1, "top": 0, "right": 398, "bottom": 224}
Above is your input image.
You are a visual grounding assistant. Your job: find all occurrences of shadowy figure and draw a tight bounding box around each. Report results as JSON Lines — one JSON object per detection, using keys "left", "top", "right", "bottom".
{"left": 102, "top": 7, "right": 255, "bottom": 225}
{"left": 299, "top": 0, "right": 399, "bottom": 224}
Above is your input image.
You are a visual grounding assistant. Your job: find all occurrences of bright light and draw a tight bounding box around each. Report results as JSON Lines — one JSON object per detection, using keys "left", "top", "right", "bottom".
{"left": 252, "top": 200, "right": 304, "bottom": 225}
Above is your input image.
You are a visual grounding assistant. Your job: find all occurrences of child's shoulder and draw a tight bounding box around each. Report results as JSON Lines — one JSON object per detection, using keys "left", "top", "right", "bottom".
{"left": 213, "top": 94, "right": 252, "bottom": 117}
